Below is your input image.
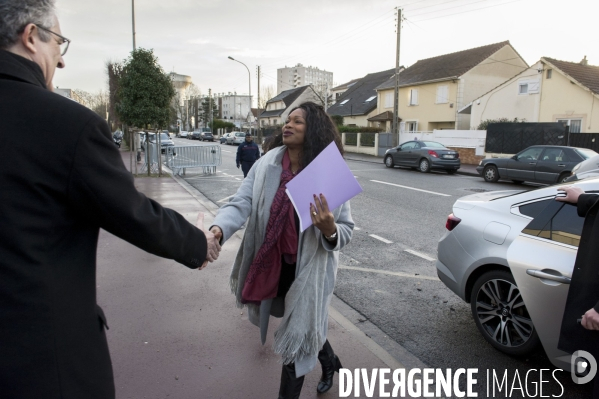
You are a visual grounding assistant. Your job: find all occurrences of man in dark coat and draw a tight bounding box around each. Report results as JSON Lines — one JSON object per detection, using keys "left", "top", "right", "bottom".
{"left": 557, "top": 186, "right": 599, "bottom": 393}
{"left": 0, "top": 1, "right": 220, "bottom": 398}
{"left": 236, "top": 132, "right": 261, "bottom": 177}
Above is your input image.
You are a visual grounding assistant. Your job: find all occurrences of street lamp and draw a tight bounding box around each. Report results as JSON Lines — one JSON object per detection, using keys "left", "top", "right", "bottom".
{"left": 228, "top": 56, "right": 252, "bottom": 137}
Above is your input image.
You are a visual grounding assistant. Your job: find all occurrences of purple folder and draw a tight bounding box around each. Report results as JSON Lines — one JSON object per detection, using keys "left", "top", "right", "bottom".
{"left": 285, "top": 141, "right": 363, "bottom": 232}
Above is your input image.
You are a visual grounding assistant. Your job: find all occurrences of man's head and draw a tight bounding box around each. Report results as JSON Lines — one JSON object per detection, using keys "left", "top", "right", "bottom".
{"left": 245, "top": 133, "right": 252, "bottom": 142}
{"left": 0, "top": 0, "right": 66, "bottom": 90}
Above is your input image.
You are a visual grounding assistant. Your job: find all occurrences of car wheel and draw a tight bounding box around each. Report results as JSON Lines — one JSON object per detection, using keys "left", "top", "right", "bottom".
{"left": 557, "top": 172, "right": 570, "bottom": 184}
{"left": 419, "top": 158, "right": 430, "bottom": 173}
{"left": 483, "top": 165, "right": 500, "bottom": 182}
{"left": 470, "top": 270, "right": 540, "bottom": 356}
{"left": 384, "top": 155, "right": 394, "bottom": 168}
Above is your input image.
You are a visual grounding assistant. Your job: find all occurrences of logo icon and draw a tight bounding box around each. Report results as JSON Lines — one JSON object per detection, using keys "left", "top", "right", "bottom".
{"left": 571, "top": 350, "right": 597, "bottom": 384}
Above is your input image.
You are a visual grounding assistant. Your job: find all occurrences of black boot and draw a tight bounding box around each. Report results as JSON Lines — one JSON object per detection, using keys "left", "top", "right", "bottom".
{"left": 278, "top": 362, "right": 305, "bottom": 399}
{"left": 317, "top": 340, "right": 342, "bottom": 394}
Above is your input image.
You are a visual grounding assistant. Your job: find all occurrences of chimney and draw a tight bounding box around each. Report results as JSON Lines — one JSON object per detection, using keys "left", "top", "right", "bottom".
{"left": 581, "top": 56, "right": 588, "bottom": 66}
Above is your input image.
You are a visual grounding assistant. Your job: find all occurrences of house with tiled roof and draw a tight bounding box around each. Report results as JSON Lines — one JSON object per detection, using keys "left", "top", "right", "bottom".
{"left": 330, "top": 78, "right": 360, "bottom": 105}
{"left": 327, "top": 68, "right": 396, "bottom": 127}
{"left": 258, "top": 85, "right": 322, "bottom": 126}
{"left": 468, "top": 56, "right": 599, "bottom": 133}
{"left": 374, "top": 41, "right": 528, "bottom": 132}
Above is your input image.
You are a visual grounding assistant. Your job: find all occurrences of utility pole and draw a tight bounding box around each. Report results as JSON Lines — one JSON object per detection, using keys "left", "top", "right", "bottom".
{"left": 257, "top": 65, "right": 261, "bottom": 141}
{"left": 208, "top": 89, "right": 212, "bottom": 133}
{"left": 324, "top": 82, "right": 329, "bottom": 112}
{"left": 131, "top": 0, "right": 136, "bottom": 50}
{"left": 391, "top": 8, "right": 402, "bottom": 148}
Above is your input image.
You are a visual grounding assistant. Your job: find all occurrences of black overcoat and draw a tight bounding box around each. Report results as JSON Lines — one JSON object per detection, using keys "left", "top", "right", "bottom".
{"left": 0, "top": 51, "right": 208, "bottom": 398}
{"left": 558, "top": 194, "right": 599, "bottom": 356}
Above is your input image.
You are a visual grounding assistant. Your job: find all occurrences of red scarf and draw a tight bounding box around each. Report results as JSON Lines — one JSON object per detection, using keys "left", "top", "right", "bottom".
{"left": 242, "top": 151, "right": 298, "bottom": 304}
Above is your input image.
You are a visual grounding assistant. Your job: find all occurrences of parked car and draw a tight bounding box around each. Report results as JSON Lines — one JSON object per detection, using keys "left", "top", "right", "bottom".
{"left": 384, "top": 140, "right": 460, "bottom": 173}
{"left": 227, "top": 132, "right": 246, "bottom": 145}
{"left": 565, "top": 154, "right": 599, "bottom": 182}
{"left": 145, "top": 132, "right": 175, "bottom": 154}
{"left": 220, "top": 132, "right": 232, "bottom": 144}
{"left": 191, "top": 131, "right": 202, "bottom": 140}
{"left": 477, "top": 145, "right": 597, "bottom": 185}
{"left": 200, "top": 131, "right": 214, "bottom": 142}
{"left": 436, "top": 177, "right": 599, "bottom": 371}
{"left": 178, "top": 131, "right": 188, "bottom": 138}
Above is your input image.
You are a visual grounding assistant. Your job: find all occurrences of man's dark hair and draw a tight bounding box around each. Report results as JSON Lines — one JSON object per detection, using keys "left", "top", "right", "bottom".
{"left": 0, "top": 0, "right": 56, "bottom": 49}
{"left": 272, "top": 101, "right": 343, "bottom": 168}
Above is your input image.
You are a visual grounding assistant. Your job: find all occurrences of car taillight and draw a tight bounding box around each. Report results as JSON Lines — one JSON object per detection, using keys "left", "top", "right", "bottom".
{"left": 445, "top": 213, "right": 461, "bottom": 231}
{"left": 455, "top": 152, "right": 460, "bottom": 158}
{"left": 428, "top": 150, "right": 439, "bottom": 158}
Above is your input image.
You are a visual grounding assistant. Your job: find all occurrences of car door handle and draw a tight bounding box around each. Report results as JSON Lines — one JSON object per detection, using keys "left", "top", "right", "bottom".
{"left": 529, "top": 162, "right": 537, "bottom": 165}
{"left": 557, "top": 164, "right": 566, "bottom": 167}
{"left": 526, "top": 269, "right": 571, "bottom": 284}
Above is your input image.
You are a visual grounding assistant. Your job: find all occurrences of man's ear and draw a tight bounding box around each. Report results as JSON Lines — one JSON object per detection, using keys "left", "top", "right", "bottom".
{"left": 20, "top": 23, "right": 39, "bottom": 55}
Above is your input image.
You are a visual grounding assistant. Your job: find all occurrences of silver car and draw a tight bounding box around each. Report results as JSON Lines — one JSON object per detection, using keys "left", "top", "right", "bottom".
{"left": 436, "top": 177, "right": 599, "bottom": 371}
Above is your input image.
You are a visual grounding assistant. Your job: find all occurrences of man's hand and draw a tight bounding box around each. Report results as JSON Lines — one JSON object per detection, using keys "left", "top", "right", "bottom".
{"left": 556, "top": 186, "right": 584, "bottom": 204}
{"left": 196, "top": 212, "right": 221, "bottom": 269}
{"left": 236, "top": 163, "right": 240, "bottom": 169}
{"left": 582, "top": 308, "right": 599, "bottom": 330}
{"left": 210, "top": 226, "right": 223, "bottom": 242}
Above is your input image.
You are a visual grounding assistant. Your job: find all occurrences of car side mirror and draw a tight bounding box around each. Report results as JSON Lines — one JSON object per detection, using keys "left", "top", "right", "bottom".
{"left": 396, "top": 148, "right": 401, "bottom": 152}
{"left": 512, "top": 155, "right": 518, "bottom": 160}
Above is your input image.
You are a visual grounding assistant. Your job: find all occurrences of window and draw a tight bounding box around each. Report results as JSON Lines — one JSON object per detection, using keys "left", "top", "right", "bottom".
{"left": 518, "top": 199, "right": 552, "bottom": 219}
{"left": 400, "top": 142, "right": 417, "bottom": 151}
{"left": 385, "top": 92, "right": 393, "bottom": 108}
{"left": 558, "top": 119, "right": 582, "bottom": 133}
{"left": 409, "top": 89, "right": 418, "bottom": 105}
{"left": 516, "top": 147, "right": 543, "bottom": 161}
{"left": 522, "top": 201, "right": 584, "bottom": 247}
{"left": 546, "top": 69, "right": 552, "bottom": 79}
{"left": 340, "top": 99, "right": 350, "bottom": 105}
{"left": 407, "top": 121, "right": 418, "bottom": 132}
{"left": 540, "top": 148, "right": 568, "bottom": 163}
{"left": 365, "top": 95, "right": 376, "bottom": 102}
{"left": 436, "top": 85, "right": 448, "bottom": 104}
{"left": 518, "top": 83, "right": 528, "bottom": 94}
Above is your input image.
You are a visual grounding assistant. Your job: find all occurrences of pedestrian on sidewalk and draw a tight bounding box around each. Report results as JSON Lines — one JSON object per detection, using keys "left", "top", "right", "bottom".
{"left": 210, "top": 102, "right": 354, "bottom": 399}
{"left": 236, "top": 132, "right": 261, "bottom": 177}
{"left": 0, "top": 2, "right": 220, "bottom": 398}
{"left": 556, "top": 186, "right": 599, "bottom": 395}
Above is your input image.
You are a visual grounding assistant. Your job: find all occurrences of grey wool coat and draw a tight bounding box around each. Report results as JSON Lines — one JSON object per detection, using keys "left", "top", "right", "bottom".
{"left": 212, "top": 145, "right": 354, "bottom": 376}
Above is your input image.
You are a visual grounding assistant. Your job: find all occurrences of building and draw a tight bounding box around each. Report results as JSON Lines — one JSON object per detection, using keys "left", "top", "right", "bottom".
{"left": 54, "top": 88, "right": 84, "bottom": 104}
{"left": 468, "top": 56, "right": 599, "bottom": 133}
{"left": 330, "top": 78, "right": 361, "bottom": 105}
{"left": 218, "top": 93, "right": 252, "bottom": 128}
{"left": 277, "top": 63, "right": 333, "bottom": 95}
{"left": 259, "top": 85, "right": 322, "bottom": 126}
{"left": 374, "top": 41, "right": 529, "bottom": 132}
{"left": 327, "top": 68, "right": 396, "bottom": 127}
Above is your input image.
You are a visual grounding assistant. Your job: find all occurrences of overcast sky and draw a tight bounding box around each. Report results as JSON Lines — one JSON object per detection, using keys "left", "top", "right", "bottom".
{"left": 54, "top": 0, "right": 598, "bottom": 105}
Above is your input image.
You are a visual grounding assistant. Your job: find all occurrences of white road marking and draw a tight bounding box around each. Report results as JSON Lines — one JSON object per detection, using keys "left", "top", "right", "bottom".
{"left": 354, "top": 227, "right": 361, "bottom": 231}
{"left": 217, "top": 195, "right": 235, "bottom": 203}
{"left": 369, "top": 234, "right": 393, "bottom": 244}
{"left": 370, "top": 180, "right": 451, "bottom": 197}
{"left": 235, "top": 178, "right": 241, "bottom": 181}
{"left": 339, "top": 265, "right": 439, "bottom": 281}
{"left": 222, "top": 150, "right": 232, "bottom": 153}
{"left": 404, "top": 249, "right": 436, "bottom": 261}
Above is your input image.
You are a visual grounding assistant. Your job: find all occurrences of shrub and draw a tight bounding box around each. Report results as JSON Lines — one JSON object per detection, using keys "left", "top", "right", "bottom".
{"left": 338, "top": 126, "right": 383, "bottom": 133}
{"left": 345, "top": 133, "right": 357, "bottom": 146}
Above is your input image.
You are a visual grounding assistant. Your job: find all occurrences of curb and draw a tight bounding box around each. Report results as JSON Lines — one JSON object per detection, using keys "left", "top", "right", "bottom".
{"left": 344, "top": 155, "right": 480, "bottom": 177}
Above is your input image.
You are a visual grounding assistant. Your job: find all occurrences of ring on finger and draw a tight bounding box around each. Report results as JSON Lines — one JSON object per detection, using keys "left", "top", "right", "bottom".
{"left": 312, "top": 211, "right": 317, "bottom": 216}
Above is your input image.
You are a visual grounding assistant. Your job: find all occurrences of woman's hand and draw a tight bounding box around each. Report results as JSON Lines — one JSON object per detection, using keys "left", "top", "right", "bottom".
{"left": 310, "top": 194, "right": 336, "bottom": 237}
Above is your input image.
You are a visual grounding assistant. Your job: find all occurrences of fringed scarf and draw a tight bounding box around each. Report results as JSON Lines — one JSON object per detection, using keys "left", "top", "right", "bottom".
{"left": 241, "top": 151, "right": 298, "bottom": 304}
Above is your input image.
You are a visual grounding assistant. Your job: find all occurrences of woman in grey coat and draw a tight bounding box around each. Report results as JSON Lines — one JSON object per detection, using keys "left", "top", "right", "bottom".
{"left": 210, "top": 102, "right": 354, "bottom": 398}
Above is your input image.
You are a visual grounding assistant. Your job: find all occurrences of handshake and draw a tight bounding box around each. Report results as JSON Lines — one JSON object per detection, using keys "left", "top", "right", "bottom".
{"left": 196, "top": 212, "right": 224, "bottom": 270}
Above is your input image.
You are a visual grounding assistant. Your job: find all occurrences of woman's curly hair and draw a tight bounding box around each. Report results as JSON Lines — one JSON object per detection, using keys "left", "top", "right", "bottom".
{"left": 269, "top": 101, "right": 343, "bottom": 168}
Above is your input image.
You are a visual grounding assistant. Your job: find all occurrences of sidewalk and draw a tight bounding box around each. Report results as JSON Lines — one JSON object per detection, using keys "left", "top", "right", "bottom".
{"left": 343, "top": 152, "right": 480, "bottom": 176}
{"left": 96, "top": 151, "right": 422, "bottom": 399}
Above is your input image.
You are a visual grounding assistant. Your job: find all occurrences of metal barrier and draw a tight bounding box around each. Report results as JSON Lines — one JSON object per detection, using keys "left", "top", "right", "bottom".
{"left": 165, "top": 145, "right": 221, "bottom": 175}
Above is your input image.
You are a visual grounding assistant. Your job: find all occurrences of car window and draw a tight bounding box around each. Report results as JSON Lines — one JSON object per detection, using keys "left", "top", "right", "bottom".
{"left": 522, "top": 201, "right": 583, "bottom": 247}
{"left": 518, "top": 199, "right": 552, "bottom": 218}
{"left": 401, "top": 142, "right": 415, "bottom": 150}
{"left": 517, "top": 147, "right": 544, "bottom": 161}
{"left": 236, "top": 133, "right": 245, "bottom": 137}
{"left": 540, "top": 148, "right": 567, "bottom": 162}
{"left": 421, "top": 141, "right": 445, "bottom": 148}
{"left": 576, "top": 148, "right": 598, "bottom": 160}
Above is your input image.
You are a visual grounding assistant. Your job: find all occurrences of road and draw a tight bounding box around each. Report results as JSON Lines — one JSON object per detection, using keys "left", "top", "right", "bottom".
{"left": 170, "top": 137, "right": 592, "bottom": 398}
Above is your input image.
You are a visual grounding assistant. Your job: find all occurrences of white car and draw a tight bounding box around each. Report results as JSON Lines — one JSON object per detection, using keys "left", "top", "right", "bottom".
{"left": 178, "top": 131, "right": 188, "bottom": 138}
{"left": 227, "top": 132, "right": 246, "bottom": 145}
{"left": 437, "top": 177, "right": 599, "bottom": 371}
{"left": 567, "top": 154, "right": 599, "bottom": 182}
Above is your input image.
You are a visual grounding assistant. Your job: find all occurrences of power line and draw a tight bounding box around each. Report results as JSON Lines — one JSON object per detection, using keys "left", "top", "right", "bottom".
{"left": 411, "top": 0, "right": 521, "bottom": 22}
{"left": 409, "top": 0, "right": 509, "bottom": 18}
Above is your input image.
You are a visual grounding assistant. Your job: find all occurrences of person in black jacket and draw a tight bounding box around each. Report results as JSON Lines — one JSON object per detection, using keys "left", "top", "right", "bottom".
{"left": 236, "top": 132, "right": 261, "bottom": 177}
{"left": 557, "top": 186, "right": 599, "bottom": 395}
{"left": 0, "top": 1, "right": 220, "bottom": 398}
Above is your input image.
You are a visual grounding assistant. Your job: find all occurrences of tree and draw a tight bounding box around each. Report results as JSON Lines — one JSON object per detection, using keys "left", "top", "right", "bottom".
{"left": 107, "top": 61, "right": 123, "bottom": 130}
{"left": 116, "top": 48, "right": 175, "bottom": 130}
{"left": 330, "top": 115, "right": 343, "bottom": 126}
{"left": 259, "top": 85, "right": 274, "bottom": 109}
{"left": 200, "top": 97, "right": 219, "bottom": 125}
{"left": 476, "top": 117, "right": 526, "bottom": 130}
{"left": 210, "top": 119, "right": 236, "bottom": 133}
